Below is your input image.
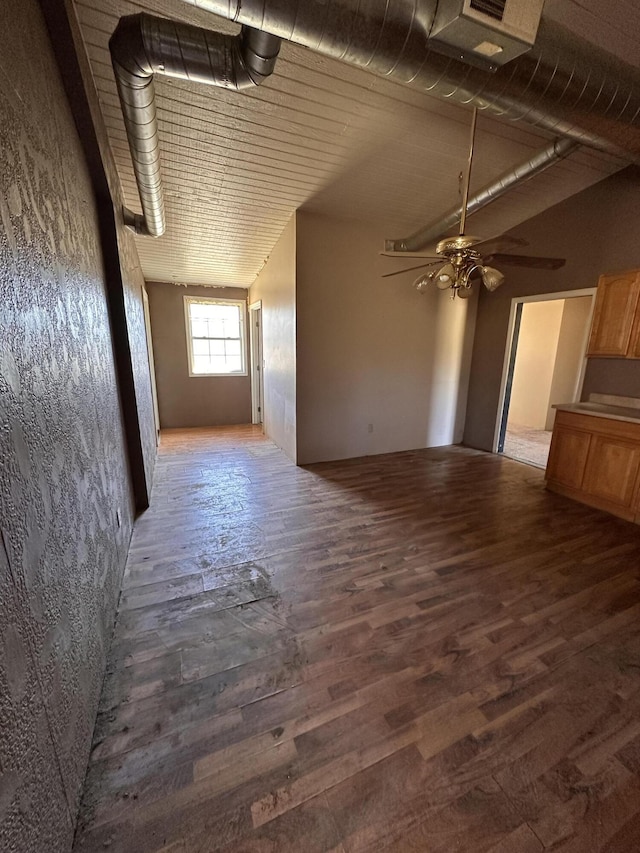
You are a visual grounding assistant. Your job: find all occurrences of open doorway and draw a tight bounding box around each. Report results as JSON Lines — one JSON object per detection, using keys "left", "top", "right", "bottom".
{"left": 495, "top": 289, "right": 596, "bottom": 469}
{"left": 249, "top": 300, "right": 264, "bottom": 426}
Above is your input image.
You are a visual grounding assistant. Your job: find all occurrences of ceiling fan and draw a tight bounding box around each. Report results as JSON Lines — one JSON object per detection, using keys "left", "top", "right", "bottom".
{"left": 383, "top": 108, "right": 566, "bottom": 298}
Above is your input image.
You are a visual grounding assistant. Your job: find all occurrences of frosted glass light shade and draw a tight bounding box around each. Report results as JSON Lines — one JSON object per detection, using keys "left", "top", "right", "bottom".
{"left": 435, "top": 263, "right": 455, "bottom": 290}
{"left": 413, "top": 271, "right": 435, "bottom": 293}
{"left": 481, "top": 266, "right": 505, "bottom": 291}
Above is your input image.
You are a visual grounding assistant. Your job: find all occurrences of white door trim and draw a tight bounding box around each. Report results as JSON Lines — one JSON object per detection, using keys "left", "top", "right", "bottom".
{"left": 249, "top": 300, "right": 263, "bottom": 426}
{"left": 492, "top": 288, "right": 597, "bottom": 453}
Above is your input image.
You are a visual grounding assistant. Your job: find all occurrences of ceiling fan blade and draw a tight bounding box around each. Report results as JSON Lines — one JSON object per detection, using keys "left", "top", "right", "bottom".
{"left": 382, "top": 261, "right": 440, "bottom": 279}
{"left": 486, "top": 252, "right": 566, "bottom": 270}
{"left": 474, "top": 236, "right": 529, "bottom": 254}
{"left": 380, "top": 251, "right": 440, "bottom": 259}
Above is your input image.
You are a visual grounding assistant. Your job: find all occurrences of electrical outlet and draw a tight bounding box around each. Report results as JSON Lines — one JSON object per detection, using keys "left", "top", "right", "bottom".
{"left": 368, "top": 423, "right": 374, "bottom": 434}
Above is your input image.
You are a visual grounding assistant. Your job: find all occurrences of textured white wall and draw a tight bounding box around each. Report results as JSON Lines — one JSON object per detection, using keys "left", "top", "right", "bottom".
{"left": 249, "top": 215, "right": 297, "bottom": 462}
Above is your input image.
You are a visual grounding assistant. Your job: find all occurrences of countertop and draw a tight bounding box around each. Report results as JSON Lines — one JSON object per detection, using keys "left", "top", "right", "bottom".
{"left": 552, "top": 401, "right": 640, "bottom": 425}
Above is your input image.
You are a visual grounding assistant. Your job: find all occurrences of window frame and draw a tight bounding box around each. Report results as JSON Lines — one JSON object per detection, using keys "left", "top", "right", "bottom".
{"left": 183, "top": 295, "right": 248, "bottom": 378}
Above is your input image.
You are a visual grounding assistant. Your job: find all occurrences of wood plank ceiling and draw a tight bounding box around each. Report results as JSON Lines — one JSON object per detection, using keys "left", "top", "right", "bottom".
{"left": 73, "top": 0, "right": 637, "bottom": 287}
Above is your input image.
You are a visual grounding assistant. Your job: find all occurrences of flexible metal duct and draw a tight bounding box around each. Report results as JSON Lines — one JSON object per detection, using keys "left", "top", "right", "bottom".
{"left": 110, "top": 14, "right": 281, "bottom": 236}
{"left": 179, "top": 0, "right": 640, "bottom": 163}
{"left": 387, "top": 137, "right": 580, "bottom": 252}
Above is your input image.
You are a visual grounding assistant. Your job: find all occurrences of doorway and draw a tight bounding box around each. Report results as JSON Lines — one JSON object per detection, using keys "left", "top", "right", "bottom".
{"left": 249, "top": 300, "right": 264, "bottom": 426}
{"left": 495, "top": 289, "right": 596, "bottom": 469}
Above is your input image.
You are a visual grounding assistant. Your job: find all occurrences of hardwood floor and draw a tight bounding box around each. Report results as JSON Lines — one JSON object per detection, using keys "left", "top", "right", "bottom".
{"left": 74, "top": 426, "right": 640, "bottom": 852}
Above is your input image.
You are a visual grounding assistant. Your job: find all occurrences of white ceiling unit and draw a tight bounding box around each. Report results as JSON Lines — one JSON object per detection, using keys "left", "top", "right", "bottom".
{"left": 430, "top": 0, "right": 546, "bottom": 68}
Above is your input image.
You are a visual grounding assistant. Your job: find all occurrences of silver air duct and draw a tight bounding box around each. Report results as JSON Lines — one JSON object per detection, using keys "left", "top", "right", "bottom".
{"left": 178, "top": 0, "right": 640, "bottom": 163}
{"left": 109, "top": 14, "right": 281, "bottom": 237}
{"left": 387, "top": 136, "right": 580, "bottom": 253}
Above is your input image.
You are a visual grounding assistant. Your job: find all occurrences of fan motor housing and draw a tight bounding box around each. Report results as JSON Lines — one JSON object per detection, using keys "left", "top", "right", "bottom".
{"left": 428, "top": 0, "right": 545, "bottom": 70}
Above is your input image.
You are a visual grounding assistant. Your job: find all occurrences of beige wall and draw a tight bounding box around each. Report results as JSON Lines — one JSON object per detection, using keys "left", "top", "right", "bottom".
{"left": 146, "top": 282, "right": 251, "bottom": 429}
{"left": 508, "top": 300, "right": 564, "bottom": 429}
{"left": 546, "top": 295, "right": 593, "bottom": 429}
{"left": 464, "top": 168, "right": 640, "bottom": 451}
{"left": 295, "top": 211, "right": 477, "bottom": 465}
{"left": 249, "top": 215, "right": 297, "bottom": 462}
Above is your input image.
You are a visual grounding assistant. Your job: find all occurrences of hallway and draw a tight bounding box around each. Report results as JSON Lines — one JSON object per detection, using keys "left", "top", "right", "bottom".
{"left": 503, "top": 424, "right": 553, "bottom": 469}
{"left": 74, "top": 428, "right": 640, "bottom": 852}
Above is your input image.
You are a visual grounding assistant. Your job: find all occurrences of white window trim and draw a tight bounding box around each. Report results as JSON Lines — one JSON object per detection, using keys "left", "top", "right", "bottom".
{"left": 183, "top": 295, "right": 248, "bottom": 377}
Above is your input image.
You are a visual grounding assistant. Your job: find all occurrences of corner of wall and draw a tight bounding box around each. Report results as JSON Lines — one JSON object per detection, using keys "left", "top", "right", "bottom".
{"left": 248, "top": 214, "right": 298, "bottom": 463}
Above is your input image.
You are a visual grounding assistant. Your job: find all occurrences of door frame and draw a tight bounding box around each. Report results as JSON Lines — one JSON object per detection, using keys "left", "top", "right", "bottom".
{"left": 249, "top": 300, "right": 264, "bottom": 426}
{"left": 142, "top": 285, "right": 161, "bottom": 443}
{"left": 492, "top": 288, "right": 597, "bottom": 453}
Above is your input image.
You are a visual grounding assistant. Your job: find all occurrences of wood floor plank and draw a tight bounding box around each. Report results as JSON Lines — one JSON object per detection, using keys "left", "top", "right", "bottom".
{"left": 74, "top": 426, "right": 640, "bottom": 852}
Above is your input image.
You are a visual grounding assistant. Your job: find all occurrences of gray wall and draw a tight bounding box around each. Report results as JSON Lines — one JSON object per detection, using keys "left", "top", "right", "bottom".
{"left": 0, "top": 1, "right": 150, "bottom": 850}
{"left": 147, "top": 282, "right": 252, "bottom": 428}
{"left": 464, "top": 167, "right": 640, "bottom": 451}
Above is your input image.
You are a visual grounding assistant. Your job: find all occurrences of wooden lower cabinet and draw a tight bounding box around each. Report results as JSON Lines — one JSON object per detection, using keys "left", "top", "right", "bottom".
{"left": 582, "top": 435, "right": 640, "bottom": 508}
{"left": 545, "top": 425, "right": 591, "bottom": 490}
{"left": 546, "top": 410, "right": 640, "bottom": 523}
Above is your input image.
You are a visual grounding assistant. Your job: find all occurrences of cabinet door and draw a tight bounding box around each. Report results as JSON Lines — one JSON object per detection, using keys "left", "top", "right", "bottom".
{"left": 628, "top": 299, "right": 640, "bottom": 359}
{"left": 587, "top": 271, "right": 640, "bottom": 357}
{"left": 546, "top": 425, "right": 591, "bottom": 490}
{"left": 582, "top": 435, "right": 640, "bottom": 508}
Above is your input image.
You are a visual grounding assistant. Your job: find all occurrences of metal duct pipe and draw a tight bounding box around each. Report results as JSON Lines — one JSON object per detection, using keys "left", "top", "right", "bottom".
{"left": 110, "top": 14, "right": 281, "bottom": 236}
{"left": 387, "top": 137, "right": 580, "bottom": 253}
{"left": 179, "top": 0, "right": 640, "bottom": 163}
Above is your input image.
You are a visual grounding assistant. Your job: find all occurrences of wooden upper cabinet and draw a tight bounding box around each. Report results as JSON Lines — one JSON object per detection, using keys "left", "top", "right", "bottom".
{"left": 587, "top": 270, "right": 640, "bottom": 357}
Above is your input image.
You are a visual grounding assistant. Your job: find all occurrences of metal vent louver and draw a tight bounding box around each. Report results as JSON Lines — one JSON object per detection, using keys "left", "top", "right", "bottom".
{"left": 470, "top": 0, "right": 507, "bottom": 22}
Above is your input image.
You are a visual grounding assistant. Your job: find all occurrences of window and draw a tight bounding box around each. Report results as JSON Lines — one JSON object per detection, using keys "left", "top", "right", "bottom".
{"left": 184, "top": 297, "right": 247, "bottom": 376}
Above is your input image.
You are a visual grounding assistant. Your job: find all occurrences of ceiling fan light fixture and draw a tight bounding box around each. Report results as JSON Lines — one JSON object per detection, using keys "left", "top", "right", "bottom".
{"left": 481, "top": 266, "right": 505, "bottom": 291}
{"left": 413, "top": 270, "right": 436, "bottom": 293}
{"left": 435, "top": 263, "right": 455, "bottom": 289}
{"left": 384, "top": 108, "right": 566, "bottom": 296}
